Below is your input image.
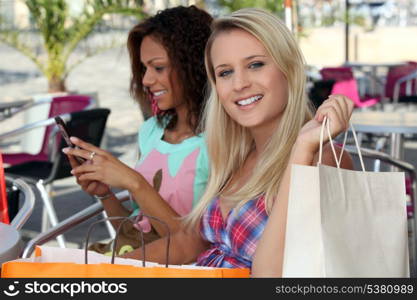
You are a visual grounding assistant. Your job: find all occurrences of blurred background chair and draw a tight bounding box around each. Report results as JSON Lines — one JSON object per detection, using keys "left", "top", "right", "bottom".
{"left": 345, "top": 145, "right": 417, "bottom": 277}
{"left": 392, "top": 70, "right": 417, "bottom": 105}
{"left": 330, "top": 79, "right": 380, "bottom": 108}
{"left": 367, "top": 64, "right": 417, "bottom": 155}
{"left": 4, "top": 108, "right": 110, "bottom": 248}
{"left": 320, "top": 66, "right": 354, "bottom": 82}
{"left": 320, "top": 67, "right": 380, "bottom": 108}
{"left": 0, "top": 176, "right": 36, "bottom": 266}
{"left": 21, "top": 190, "right": 130, "bottom": 259}
{"left": 384, "top": 62, "right": 417, "bottom": 104}
{"left": 1, "top": 94, "right": 97, "bottom": 167}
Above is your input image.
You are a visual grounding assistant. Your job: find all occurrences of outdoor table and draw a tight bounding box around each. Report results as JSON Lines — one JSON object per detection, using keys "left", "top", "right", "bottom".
{"left": 0, "top": 222, "right": 22, "bottom": 268}
{"left": 351, "top": 111, "right": 417, "bottom": 162}
{"left": 344, "top": 62, "right": 406, "bottom": 96}
{"left": 0, "top": 100, "right": 32, "bottom": 121}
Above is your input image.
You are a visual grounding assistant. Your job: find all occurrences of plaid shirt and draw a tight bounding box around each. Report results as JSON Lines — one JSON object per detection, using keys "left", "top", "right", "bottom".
{"left": 196, "top": 196, "right": 268, "bottom": 269}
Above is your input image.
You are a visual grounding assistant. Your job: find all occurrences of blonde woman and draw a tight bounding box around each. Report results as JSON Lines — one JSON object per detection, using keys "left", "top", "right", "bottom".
{"left": 123, "top": 8, "right": 354, "bottom": 277}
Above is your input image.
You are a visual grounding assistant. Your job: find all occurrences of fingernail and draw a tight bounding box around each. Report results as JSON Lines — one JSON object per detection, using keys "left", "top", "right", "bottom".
{"left": 70, "top": 137, "right": 78, "bottom": 142}
{"left": 70, "top": 169, "right": 74, "bottom": 174}
{"left": 62, "top": 148, "right": 69, "bottom": 153}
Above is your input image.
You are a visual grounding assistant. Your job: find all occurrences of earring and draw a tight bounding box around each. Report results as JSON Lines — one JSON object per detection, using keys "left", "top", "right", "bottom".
{"left": 151, "top": 97, "right": 160, "bottom": 115}
{"left": 146, "top": 92, "right": 161, "bottom": 116}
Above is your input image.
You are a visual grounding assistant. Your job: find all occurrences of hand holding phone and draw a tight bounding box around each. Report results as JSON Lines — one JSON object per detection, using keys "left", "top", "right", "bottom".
{"left": 54, "top": 116, "right": 86, "bottom": 165}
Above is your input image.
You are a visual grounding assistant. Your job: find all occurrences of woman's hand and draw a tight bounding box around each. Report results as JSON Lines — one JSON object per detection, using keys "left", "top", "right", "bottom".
{"left": 295, "top": 95, "right": 354, "bottom": 154}
{"left": 63, "top": 137, "right": 143, "bottom": 191}
{"left": 66, "top": 154, "right": 111, "bottom": 197}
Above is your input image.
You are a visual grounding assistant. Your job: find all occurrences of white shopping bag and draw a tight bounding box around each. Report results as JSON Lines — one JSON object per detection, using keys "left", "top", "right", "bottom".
{"left": 282, "top": 119, "right": 409, "bottom": 277}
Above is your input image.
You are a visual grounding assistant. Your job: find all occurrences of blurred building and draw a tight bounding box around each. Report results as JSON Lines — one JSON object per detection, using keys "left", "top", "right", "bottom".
{"left": 2, "top": 0, "right": 416, "bottom": 30}
{"left": 298, "top": 0, "right": 417, "bottom": 28}
{"left": 0, "top": 0, "right": 210, "bottom": 30}
{"left": 0, "top": 0, "right": 29, "bottom": 29}
{"left": 143, "top": 0, "right": 200, "bottom": 14}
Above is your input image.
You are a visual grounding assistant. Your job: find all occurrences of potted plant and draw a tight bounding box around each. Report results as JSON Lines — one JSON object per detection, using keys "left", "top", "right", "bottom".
{"left": 0, "top": 0, "right": 145, "bottom": 93}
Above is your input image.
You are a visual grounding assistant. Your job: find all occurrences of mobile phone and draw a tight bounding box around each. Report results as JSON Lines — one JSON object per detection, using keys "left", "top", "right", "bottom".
{"left": 54, "top": 116, "right": 86, "bottom": 165}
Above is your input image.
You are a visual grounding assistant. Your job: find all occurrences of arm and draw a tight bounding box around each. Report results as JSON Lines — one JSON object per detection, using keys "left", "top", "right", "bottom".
{"left": 251, "top": 95, "right": 354, "bottom": 277}
{"left": 65, "top": 139, "right": 183, "bottom": 236}
{"left": 66, "top": 154, "right": 131, "bottom": 229}
{"left": 122, "top": 226, "right": 210, "bottom": 265}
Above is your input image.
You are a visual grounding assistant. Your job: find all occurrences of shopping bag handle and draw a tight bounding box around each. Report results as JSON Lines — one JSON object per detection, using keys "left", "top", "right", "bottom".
{"left": 84, "top": 214, "right": 171, "bottom": 267}
{"left": 318, "top": 117, "right": 365, "bottom": 171}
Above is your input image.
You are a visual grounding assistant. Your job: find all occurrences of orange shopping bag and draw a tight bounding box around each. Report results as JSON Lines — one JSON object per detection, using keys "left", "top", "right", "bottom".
{"left": 1, "top": 246, "right": 249, "bottom": 278}
{"left": 2, "top": 214, "right": 250, "bottom": 278}
{"left": 0, "top": 152, "right": 10, "bottom": 224}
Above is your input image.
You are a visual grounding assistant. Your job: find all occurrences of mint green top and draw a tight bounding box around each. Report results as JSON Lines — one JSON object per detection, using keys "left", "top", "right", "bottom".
{"left": 130, "top": 117, "right": 209, "bottom": 217}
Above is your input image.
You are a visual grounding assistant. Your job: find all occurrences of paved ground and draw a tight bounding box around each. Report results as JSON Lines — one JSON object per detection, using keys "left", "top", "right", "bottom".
{"left": 1, "top": 28, "right": 417, "bottom": 255}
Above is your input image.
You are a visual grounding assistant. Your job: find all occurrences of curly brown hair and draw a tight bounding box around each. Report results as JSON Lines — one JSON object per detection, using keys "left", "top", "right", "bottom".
{"left": 127, "top": 6, "right": 213, "bottom": 132}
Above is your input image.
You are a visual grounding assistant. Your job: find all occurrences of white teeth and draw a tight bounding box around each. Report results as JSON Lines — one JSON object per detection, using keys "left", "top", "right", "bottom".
{"left": 237, "top": 95, "right": 263, "bottom": 106}
{"left": 153, "top": 90, "right": 167, "bottom": 97}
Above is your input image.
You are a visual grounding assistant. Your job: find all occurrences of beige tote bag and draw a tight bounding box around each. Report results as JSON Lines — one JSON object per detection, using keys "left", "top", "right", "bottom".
{"left": 283, "top": 118, "right": 409, "bottom": 277}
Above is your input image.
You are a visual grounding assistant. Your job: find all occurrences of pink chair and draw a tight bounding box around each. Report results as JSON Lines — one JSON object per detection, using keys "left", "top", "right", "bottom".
{"left": 0, "top": 94, "right": 96, "bottom": 166}
{"left": 330, "top": 79, "right": 379, "bottom": 108}
{"left": 320, "top": 67, "right": 380, "bottom": 108}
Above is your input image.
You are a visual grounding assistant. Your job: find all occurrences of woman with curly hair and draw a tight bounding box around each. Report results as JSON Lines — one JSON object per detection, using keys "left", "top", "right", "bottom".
{"left": 64, "top": 6, "right": 213, "bottom": 254}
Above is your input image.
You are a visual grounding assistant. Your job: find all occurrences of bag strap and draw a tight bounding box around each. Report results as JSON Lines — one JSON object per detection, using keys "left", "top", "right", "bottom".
{"left": 84, "top": 214, "right": 171, "bottom": 267}
{"left": 318, "top": 117, "right": 365, "bottom": 171}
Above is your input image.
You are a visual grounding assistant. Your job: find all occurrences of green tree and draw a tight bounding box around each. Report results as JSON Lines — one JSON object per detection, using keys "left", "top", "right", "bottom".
{"left": 0, "top": 0, "right": 145, "bottom": 92}
{"left": 218, "top": 0, "right": 284, "bottom": 15}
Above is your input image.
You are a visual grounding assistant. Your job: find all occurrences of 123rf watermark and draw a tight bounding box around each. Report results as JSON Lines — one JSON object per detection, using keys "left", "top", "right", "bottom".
{"left": 275, "top": 284, "right": 415, "bottom": 295}
{"left": 3, "top": 281, "right": 127, "bottom": 297}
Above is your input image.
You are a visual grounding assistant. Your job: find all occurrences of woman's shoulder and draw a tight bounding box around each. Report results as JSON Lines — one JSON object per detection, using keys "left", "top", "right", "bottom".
{"left": 137, "top": 117, "right": 164, "bottom": 153}
{"left": 139, "top": 116, "right": 160, "bottom": 132}
{"left": 138, "top": 117, "right": 163, "bottom": 138}
{"left": 194, "top": 133, "right": 209, "bottom": 157}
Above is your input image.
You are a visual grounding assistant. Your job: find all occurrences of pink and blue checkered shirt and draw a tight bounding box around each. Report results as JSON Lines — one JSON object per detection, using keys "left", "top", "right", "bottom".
{"left": 196, "top": 195, "right": 268, "bottom": 269}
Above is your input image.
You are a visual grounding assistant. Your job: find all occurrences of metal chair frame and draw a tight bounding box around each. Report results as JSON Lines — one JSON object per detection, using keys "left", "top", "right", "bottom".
{"left": 4, "top": 109, "right": 110, "bottom": 248}
{"left": 393, "top": 70, "right": 417, "bottom": 104}
{"left": 22, "top": 190, "right": 130, "bottom": 258}
{"left": 5, "top": 176, "right": 36, "bottom": 231}
{"left": 0, "top": 92, "right": 98, "bottom": 122}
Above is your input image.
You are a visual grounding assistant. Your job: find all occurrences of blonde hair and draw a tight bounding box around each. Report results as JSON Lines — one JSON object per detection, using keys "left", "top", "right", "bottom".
{"left": 185, "top": 8, "right": 314, "bottom": 229}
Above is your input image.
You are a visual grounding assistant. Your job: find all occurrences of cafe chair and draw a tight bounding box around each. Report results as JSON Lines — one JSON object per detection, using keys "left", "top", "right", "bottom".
{"left": 320, "top": 67, "right": 380, "bottom": 108}
{"left": 0, "top": 94, "right": 97, "bottom": 167}
{"left": 384, "top": 62, "right": 417, "bottom": 103}
{"left": 320, "top": 67, "right": 355, "bottom": 82}
{"left": 4, "top": 176, "right": 36, "bottom": 230}
{"left": 345, "top": 145, "right": 417, "bottom": 277}
{"left": 392, "top": 70, "right": 417, "bottom": 105}
{"left": 0, "top": 176, "right": 36, "bottom": 265}
{"left": 21, "top": 190, "right": 130, "bottom": 258}
{"left": 4, "top": 108, "right": 110, "bottom": 248}
{"left": 330, "top": 79, "right": 379, "bottom": 108}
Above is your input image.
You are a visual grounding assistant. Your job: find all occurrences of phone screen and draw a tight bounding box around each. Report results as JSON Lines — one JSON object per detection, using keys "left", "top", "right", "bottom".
{"left": 54, "top": 116, "right": 86, "bottom": 164}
